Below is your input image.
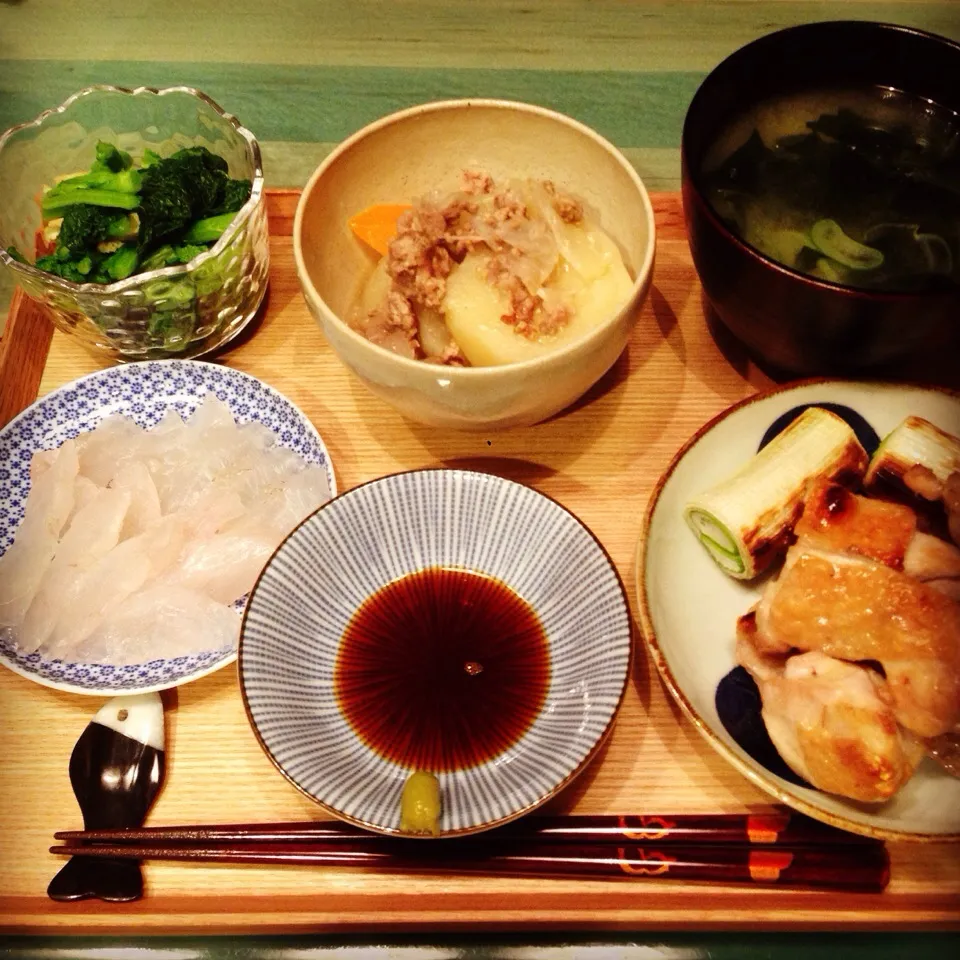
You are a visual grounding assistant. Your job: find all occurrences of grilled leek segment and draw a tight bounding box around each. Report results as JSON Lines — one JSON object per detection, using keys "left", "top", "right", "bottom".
{"left": 866, "top": 416, "right": 960, "bottom": 496}
{"left": 684, "top": 407, "right": 869, "bottom": 579}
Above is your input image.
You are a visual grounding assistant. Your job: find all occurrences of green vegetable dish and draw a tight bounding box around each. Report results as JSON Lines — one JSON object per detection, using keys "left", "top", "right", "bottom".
{"left": 7, "top": 141, "right": 252, "bottom": 284}
{"left": 701, "top": 86, "right": 960, "bottom": 292}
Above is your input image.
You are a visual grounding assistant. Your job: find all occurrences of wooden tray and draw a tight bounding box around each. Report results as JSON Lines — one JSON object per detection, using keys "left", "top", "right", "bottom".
{"left": 1, "top": 192, "right": 958, "bottom": 934}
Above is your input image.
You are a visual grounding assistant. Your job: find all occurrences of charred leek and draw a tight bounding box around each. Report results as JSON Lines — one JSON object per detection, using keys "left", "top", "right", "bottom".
{"left": 865, "top": 416, "right": 960, "bottom": 494}
{"left": 684, "top": 407, "right": 869, "bottom": 579}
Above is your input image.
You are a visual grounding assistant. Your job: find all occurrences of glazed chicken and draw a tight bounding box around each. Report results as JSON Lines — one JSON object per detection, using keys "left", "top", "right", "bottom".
{"left": 791, "top": 477, "right": 960, "bottom": 596}
{"left": 737, "top": 478, "right": 960, "bottom": 800}
{"left": 737, "top": 616, "right": 924, "bottom": 802}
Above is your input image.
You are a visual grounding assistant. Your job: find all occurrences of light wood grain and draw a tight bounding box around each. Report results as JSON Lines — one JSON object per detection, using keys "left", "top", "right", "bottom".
{"left": 1, "top": 193, "right": 958, "bottom": 934}
{"left": 0, "top": 290, "right": 53, "bottom": 429}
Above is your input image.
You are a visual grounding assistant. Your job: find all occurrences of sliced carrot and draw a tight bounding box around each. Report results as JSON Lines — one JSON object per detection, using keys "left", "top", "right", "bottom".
{"left": 34, "top": 227, "right": 56, "bottom": 257}
{"left": 348, "top": 203, "right": 412, "bottom": 256}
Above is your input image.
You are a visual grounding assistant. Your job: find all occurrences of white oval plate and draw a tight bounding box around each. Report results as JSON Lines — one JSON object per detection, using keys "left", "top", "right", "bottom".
{"left": 637, "top": 380, "right": 960, "bottom": 841}
{"left": 240, "top": 469, "right": 633, "bottom": 837}
{"left": 0, "top": 359, "right": 335, "bottom": 696}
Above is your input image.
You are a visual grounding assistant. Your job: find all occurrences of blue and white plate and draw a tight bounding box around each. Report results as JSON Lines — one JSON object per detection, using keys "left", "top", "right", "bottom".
{"left": 0, "top": 359, "right": 335, "bottom": 697}
{"left": 240, "top": 469, "right": 632, "bottom": 837}
{"left": 638, "top": 380, "right": 960, "bottom": 842}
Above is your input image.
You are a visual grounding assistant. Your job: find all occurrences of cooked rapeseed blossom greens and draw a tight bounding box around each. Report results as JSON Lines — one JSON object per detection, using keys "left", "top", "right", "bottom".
{"left": 10, "top": 141, "right": 252, "bottom": 285}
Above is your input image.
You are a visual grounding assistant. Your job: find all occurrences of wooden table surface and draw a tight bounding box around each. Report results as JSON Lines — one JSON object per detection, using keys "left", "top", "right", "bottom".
{"left": 1, "top": 0, "right": 959, "bottom": 944}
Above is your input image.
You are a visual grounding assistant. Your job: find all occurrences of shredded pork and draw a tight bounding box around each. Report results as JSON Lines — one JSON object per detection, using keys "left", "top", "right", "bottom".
{"left": 355, "top": 170, "right": 588, "bottom": 364}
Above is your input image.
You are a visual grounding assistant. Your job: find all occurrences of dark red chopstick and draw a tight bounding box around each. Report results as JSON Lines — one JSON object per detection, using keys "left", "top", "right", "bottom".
{"left": 48, "top": 838, "right": 890, "bottom": 891}
{"left": 55, "top": 810, "right": 881, "bottom": 848}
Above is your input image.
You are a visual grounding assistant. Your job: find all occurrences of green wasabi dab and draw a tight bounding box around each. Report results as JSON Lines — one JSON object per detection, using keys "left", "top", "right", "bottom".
{"left": 399, "top": 770, "right": 442, "bottom": 836}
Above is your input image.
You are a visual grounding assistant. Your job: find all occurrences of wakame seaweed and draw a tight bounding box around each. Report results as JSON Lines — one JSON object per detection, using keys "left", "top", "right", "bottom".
{"left": 702, "top": 94, "right": 960, "bottom": 292}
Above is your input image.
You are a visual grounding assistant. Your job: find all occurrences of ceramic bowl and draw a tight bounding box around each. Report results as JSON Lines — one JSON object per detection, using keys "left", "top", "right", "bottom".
{"left": 637, "top": 380, "right": 960, "bottom": 841}
{"left": 239, "top": 468, "right": 633, "bottom": 837}
{"left": 0, "top": 85, "right": 269, "bottom": 362}
{"left": 293, "top": 99, "right": 655, "bottom": 431}
{"left": 0, "top": 360, "right": 335, "bottom": 696}
{"left": 681, "top": 21, "right": 960, "bottom": 375}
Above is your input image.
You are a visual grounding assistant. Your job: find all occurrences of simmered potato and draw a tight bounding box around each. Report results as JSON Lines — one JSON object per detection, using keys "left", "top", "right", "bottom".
{"left": 443, "top": 247, "right": 633, "bottom": 366}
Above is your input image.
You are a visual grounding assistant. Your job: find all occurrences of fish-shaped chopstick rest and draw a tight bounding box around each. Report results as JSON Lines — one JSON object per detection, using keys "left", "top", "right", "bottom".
{"left": 48, "top": 692, "right": 166, "bottom": 902}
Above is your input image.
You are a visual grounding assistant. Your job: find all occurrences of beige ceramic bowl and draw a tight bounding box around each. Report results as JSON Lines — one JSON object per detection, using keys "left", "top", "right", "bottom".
{"left": 293, "top": 99, "right": 655, "bottom": 431}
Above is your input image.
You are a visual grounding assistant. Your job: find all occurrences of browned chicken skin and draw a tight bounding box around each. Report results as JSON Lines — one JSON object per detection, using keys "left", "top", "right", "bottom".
{"left": 754, "top": 547, "right": 960, "bottom": 738}
{"left": 736, "top": 616, "right": 924, "bottom": 802}
{"left": 795, "top": 478, "right": 960, "bottom": 587}
{"left": 738, "top": 478, "right": 960, "bottom": 800}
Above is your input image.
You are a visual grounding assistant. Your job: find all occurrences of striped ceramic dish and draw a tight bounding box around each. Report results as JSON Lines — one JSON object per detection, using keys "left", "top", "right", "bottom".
{"left": 239, "top": 468, "right": 632, "bottom": 837}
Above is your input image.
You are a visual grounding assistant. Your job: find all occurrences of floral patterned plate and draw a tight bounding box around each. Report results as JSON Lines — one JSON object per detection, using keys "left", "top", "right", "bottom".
{"left": 0, "top": 360, "right": 335, "bottom": 696}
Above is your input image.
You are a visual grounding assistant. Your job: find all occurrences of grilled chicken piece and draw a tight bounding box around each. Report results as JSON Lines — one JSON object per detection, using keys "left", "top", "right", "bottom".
{"left": 796, "top": 479, "right": 960, "bottom": 592}
{"left": 736, "top": 615, "right": 925, "bottom": 802}
{"left": 793, "top": 478, "right": 916, "bottom": 566}
{"left": 754, "top": 546, "right": 960, "bottom": 738}
{"left": 904, "top": 533, "right": 960, "bottom": 599}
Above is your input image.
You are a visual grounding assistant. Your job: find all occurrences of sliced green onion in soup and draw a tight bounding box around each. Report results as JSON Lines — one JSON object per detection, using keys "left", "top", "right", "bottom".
{"left": 809, "top": 219, "right": 884, "bottom": 270}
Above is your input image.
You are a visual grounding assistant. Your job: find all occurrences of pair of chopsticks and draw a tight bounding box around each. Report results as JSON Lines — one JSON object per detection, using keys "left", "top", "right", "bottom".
{"left": 52, "top": 810, "right": 889, "bottom": 891}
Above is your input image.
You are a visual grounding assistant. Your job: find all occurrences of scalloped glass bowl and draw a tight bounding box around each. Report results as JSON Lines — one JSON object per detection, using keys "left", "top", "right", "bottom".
{"left": 0, "top": 85, "right": 268, "bottom": 362}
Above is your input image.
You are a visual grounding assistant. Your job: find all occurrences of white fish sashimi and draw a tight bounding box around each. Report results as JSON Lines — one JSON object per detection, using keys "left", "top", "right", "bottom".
{"left": 3, "top": 393, "right": 331, "bottom": 668}
{"left": 75, "top": 415, "right": 146, "bottom": 486}
{"left": 41, "top": 513, "right": 188, "bottom": 658}
{"left": 54, "top": 486, "right": 131, "bottom": 567}
{"left": 18, "top": 486, "right": 131, "bottom": 652}
{"left": 224, "top": 464, "right": 331, "bottom": 542}
{"left": 186, "top": 394, "right": 237, "bottom": 433}
{"left": 0, "top": 439, "right": 78, "bottom": 629}
{"left": 65, "top": 476, "right": 102, "bottom": 528}
{"left": 111, "top": 461, "right": 162, "bottom": 539}
{"left": 177, "top": 485, "right": 247, "bottom": 537}
{"left": 160, "top": 533, "right": 276, "bottom": 605}
{"left": 42, "top": 538, "right": 153, "bottom": 660}
{"left": 30, "top": 448, "right": 59, "bottom": 480}
{"left": 77, "top": 584, "right": 241, "bottom": 665}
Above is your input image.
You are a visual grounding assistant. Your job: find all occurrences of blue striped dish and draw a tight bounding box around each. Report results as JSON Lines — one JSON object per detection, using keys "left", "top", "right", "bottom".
{"left": 239, "top": 468, "right": 632, "bottom": 837}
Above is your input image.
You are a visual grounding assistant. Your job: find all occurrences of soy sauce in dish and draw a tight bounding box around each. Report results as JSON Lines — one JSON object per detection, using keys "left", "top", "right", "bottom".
{"left": 334, "top": 566, "right": 550, "bottom": 772}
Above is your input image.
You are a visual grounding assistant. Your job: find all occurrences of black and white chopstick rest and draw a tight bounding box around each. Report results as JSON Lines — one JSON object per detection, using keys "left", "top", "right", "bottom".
{"left": 48, "top": 692, "right": 166, "bottom": 903}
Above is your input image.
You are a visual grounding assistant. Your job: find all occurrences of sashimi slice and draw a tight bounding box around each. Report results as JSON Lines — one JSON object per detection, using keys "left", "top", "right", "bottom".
{"left": 18, "top": 486, "right": 131, "bottom": 651}
{"left": 111, "top": 461, "right": 162, "bottom": 539}
{"left": 3, "top": 390, "right": 331, "bottom": 668}
{"left": 77, "top": 584, "right": 241, "bottom": 665}
{"left": 63, "top": 476, "right": 102, "bottom": 530}
{"left": 161, "top": 532, "right": 276, "bottom": 604}
{"left": 41, "top": 512, "right": 188, "bottom": 657}
{"left": 30, "top": 448, "right": 59, "bottom": 480}
{"left": 75, "top": 415, "right": 145, "bottom": 485}
{"left": 54, "top": 486, "right": 131, "bottom": 566}
{"left": 0, "top": 439, "right": 79, "bottom": 629}
{"left": 224, "top": 465, "right": 331, "bottom": 541}
{"left": 42, "top": 538, "right": 153, "bottom": 660}
{"left": 177, "top": 485, "right": 247, "bottom": 537}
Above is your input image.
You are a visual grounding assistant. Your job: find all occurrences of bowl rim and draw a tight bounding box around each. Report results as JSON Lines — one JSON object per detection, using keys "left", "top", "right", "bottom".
{"left": 0, "top": 83, "right": 265, "bottom": 293}
{"left": 680, "top": 19, "right": 960, "bottom": 303}
{"left": 292, "top": 97, "right": 656, "bottom": 379}
{"left": 237, "top": 465, "right": 635, "bottom": 838}
{"left": 634, "top": 375, "right": 960, "bottom": 843}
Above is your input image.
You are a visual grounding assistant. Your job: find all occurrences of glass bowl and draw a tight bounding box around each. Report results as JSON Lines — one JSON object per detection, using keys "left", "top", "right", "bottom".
{"left": 0, "top": 85, "right": 268, "bottom": 361}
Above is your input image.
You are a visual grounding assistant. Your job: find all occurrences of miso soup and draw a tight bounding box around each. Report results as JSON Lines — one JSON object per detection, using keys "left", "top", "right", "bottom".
{"left": 701, "top": 86, "right": 960, "bottom": 293}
